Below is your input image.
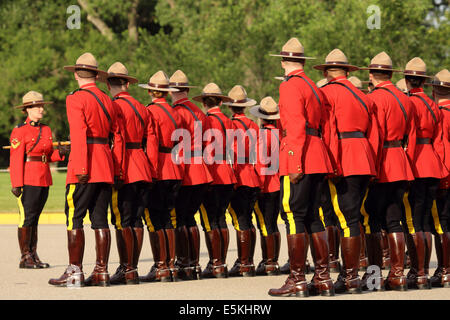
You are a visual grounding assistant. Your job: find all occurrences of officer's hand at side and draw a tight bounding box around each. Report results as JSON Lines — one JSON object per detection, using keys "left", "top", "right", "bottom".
{"left": 11, "top": 187, "right": 22, "bottom": 198}
{"left": 289, "top": 173, "right": 304, "bottom": 184}
{"left": 58, "top": 142, "right": 71, "bottom": 157}
{"left": 77, "top": 174, "right": 89, "bottom": 184}
{"left": 114, "top": 176, "right": 124, "bottom": 190}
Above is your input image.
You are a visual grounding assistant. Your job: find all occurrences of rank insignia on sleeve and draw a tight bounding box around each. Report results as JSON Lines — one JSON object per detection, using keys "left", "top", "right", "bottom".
{"left": 11, "top": 138, "right": 21, "bottom": 149}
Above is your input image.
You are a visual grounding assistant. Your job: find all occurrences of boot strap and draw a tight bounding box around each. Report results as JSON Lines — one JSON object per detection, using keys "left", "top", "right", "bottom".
{"left": 213, "top": 264, "right": 228, "bottom": 269}
{"left": 125, "top": 268, "right": 138, "bottom": 274}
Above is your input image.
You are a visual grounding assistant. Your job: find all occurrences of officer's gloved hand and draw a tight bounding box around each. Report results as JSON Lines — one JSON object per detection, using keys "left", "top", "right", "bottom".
{"left": 77, "top": 174, "right": 89, "bottom": 184}
{"left": 11, "top": 187, "right": 22, "bottom": 198}
{"left": 58, "top": 142, "right": 71, "bottom": 157}
{"left": 114, "top": 176, "right": 124, "bottom": 190}
{"left": 289, "top": 172, "right": 304, "bottom": 184}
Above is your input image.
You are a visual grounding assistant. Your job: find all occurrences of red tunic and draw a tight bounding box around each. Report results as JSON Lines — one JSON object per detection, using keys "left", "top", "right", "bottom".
{"left": 256, "top": 123, "right": 280, "bottom": 193}
{"left": 112, "top": 92, "right": 153, "bottom": 184}
{"left": 146, "top": 97, "right": 183, "bottom": 181}
{"left": 9, "top": 118, "right": 64, "bottom": 188}
{"left": 408, "top": 88, "right": 448, "bottom": 179}
{"left": 65, "top": 83, "right": 124, "bottom": 185}
{"left": 320, "top": 76, "right": 379, "bottom": 177}
{"left": 438, "top": 100, "right": 450, "bottom": 189}
{"left": 278, "top": 69, "right": 333, "bottom": 176}
{"left": 368, "top": 81, "right": 416, "bottom": 182}
{"left": 231, "top": 113, "right": 261, "bottom": 188}
{"left": 173, "top": 97, "right": 213, "bottom": 186}
{"left": 204, "top": 106, "right": 237, "bottom": 185}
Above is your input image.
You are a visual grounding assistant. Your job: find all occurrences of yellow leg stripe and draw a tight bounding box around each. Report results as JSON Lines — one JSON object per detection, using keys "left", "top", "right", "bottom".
{"left": 360, "top": 189, "right": 371, "bottom": 234}
{"left": 144, "top": 208, "right": 155, "bottom": 232}
{"left": 254, "top": 201, "right": 268, "bottom": 237}
{"left": 318, "top": 207, "right": 326, "bottom": 229}
{"left": 431, "top": 200, "right": 444, "bottom": 235}
{"left": 403, "top": 192, "right": 415, "bottom": 234}
{"left": 228, "top": 205, "right": 240, "bottom": 231}
{"left": 199, "top": 204, "right": 211, "bottom": 232}
{"left": 328, "top": 181, "right": 350, "bottom": 238}
{"left": 111, "top": 189, "right": 122, "bottom": 230}
{"left": 282, "top": 176, "right": 296, "bottom": 235}
{"left": 17, "top": 195, "right": 25, "bottom": 228}
{"left": 170, "top": 208, "right": 177, "bottom": 228}
{"left": 66, "top": 184, "right": 76, "bottom": 231}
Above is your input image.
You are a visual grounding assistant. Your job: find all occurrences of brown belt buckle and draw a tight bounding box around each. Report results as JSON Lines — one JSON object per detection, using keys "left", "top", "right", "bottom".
{"left": 41, "top": 154, "right": 48, "bottom": 164}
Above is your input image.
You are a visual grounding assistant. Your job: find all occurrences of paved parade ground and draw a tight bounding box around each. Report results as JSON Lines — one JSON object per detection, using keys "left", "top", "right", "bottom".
{"left": 0, "top": 224, "right": 449, "bottom": 301}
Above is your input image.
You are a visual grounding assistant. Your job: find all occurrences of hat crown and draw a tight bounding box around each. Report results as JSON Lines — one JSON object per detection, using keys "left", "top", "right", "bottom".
{"left": 149, "top": 71, "right": 170, "bottom": 85}
{"left": 326, "top": 49, "right": 348, "bottom": 63}
{"left": 405, "top": 57, "right": 426, "bottom": 73}
{"left": 22, "top": 91, "right": 44, "bottom": 104}
{"left": 370, "top": 51, "right": 393, "bottom": 67}
{"left": 282, "top": 37, "right": 305, "bottom": 54}
{"left": 75, "top": 52, "right": 98, "bottom": 68}
{"left": 396, "top": 78, "right": 407, "bottom": 92}
{"left": 169, "top": 70, "right": 189, "bottom": 84}
{"left": 202, "top": 83, "right": 223, "bottom": 95}
{"left": 228, "top": 85, "right": 248, "bottom": 101}
{"left": 260, "top": 96, "right": 278, "bottom": 113}
{"left": 435, "top": 69, "right": 450, "bottom": 83}
{"left": 108, "top": 62, "right": 128, "bottom": 75}
{"left": 348, "top": 76, "right": 362, "bottom": 88}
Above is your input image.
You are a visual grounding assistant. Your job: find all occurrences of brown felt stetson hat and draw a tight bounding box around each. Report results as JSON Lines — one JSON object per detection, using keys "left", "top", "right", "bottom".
{"left": 360, "top": 51, "right": 401, "bottom": 72}
{"left": 269, "top": 38, "right": 316, "bottom": 60}
{"left": 313, "top": 49, "right": 359, "bottom": 72}
{"left": 138, "top": 71, "right": 179, "bottom": 92}
{"left": 99, "top": 62, "right": 138, "bottom": 84}
{"left": 14, "top": 91, "right": 53, "bottom": 109}
{"left": 396, "top": 78, "right": 408, "bottom": 93}
{"left": 403, "top": 57, "right": 432, "bottom": 78}
{"left": 223, "top": 85, "right": 257, "bottom": 107}
{"left": 316, "top": 78, "right": 328, "bottom": 87}
{"left": 169, "top": 70, "right": 198, "bottom": 88}
{"left": 426, "top": 69, "right": 450, "bottom": 88}
{"left": 63, "top": 52, "right": 107, "bottom": 77}
{"left": 192, "top": 83, "right": 233, "bottom": 103}
{"left": 249, "top": 96, "right": 280, "bottom": 120}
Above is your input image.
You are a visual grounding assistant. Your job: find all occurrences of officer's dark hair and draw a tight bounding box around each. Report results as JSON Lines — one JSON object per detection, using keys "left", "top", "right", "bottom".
{"left": 433, "top": 86, "right": 450, "bottom": 97}
{"left": 231, "top": 106, "right": 245, "bottom": 114}
{"left": 176, "top": 87, "right": 190, "bottom": 93}
{"left": 405, "top": 75, "right": 425, "bottom": 88}
{"left": 282, "top": 57, "right": 305, "bottom": 65}
{"left": 262, "top": 118, "right": 276, "bottom": 125}
{"left": 370, "top": 69, "right": 392, "bottom": 81}
{"left": 75, "top": 69, "right": 97, "bottom": 79}
{"left": 203, "top": 96, "right": 221, "bottom": 108}
{"left": 107, "top": 77, "right": 128, "bottom": 87}
{"left": 149, "top": 90, "right": 167, "bottom": 99}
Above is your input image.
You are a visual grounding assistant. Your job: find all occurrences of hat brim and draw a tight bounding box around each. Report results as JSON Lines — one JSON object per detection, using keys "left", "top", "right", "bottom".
{"left": 64, "top": 65, "right": 108, "bottom": 77}
{"left": 359, "top": 67, "right": 402, "bottom": 72}
{"left": 249, "top": 105, "right": 280, "bottom": 120}
{"left": 223, "top": 98, "right": 257, "bottom": 108}
{"left": 192, "top": 94, "right": 233, "bottom": 103}
{"left": 274, "top": 76, "right": 285, "bottom": 81}
{"left": 98, "top": 74, "right": 139, "bottom": 84}
{"left": 402, "top": 72, "right": 433, "bottom": 79}
{"left": 425, "top": 82, "right": 450, "bottom": 88}
{"left": 313, "top": 64, "right": 359, "bottom": 72}
{"left": 269, "top": 54, "right": 316, "bottom": 60}
{"left": 138, "top": 84, "right": 179, "bottom": 92}
{"left": 14, "top": 101, "right": 53, "bottom": 109}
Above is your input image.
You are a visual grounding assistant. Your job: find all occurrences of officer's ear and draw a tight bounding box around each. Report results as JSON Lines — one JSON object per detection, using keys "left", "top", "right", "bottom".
{"left": 126, "top": 82, "right": 130, "bottom": 90}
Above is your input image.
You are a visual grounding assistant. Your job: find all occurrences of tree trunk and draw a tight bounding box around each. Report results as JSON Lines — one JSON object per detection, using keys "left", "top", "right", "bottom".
{"left": 128, "top": 0, "right": 139, "bottom": 43}
{"left": 77, "top": 0, "right": 114, "bottom": 41}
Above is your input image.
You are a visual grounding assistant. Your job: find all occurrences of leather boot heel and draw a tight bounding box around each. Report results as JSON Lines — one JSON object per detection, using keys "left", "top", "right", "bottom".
{"left": 443, "top": 275, "right": 450, "bottom": 288}
{"left": 319, "top": 279, "right": 335, "bottom": 296}
{"left": 387, "top": 277, "right": 408, "bottom": 291}
{"left": 158, "top": 269, "right": 172, "bottom": 282}
{"left": 416, "top": 276, "right": 431, "bottom": 290}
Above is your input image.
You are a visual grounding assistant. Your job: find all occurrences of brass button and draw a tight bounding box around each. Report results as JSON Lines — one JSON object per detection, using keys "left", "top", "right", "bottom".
{"left": 288, "top": 151, "right": 294, "bottom": 156}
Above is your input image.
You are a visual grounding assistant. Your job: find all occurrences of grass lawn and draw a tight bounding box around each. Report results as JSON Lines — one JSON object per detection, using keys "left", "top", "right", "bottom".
{"left": 0, "top": 171, "right": 67, "bottom": 213}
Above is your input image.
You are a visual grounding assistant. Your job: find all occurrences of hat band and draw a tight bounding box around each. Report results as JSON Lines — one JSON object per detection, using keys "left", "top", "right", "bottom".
{"left": 280, "top": 51, "right": 305, "bottom": 57}
{"left": 148, "top": 83, "right": 169, "bottom": 89}
{"left": 109, "top": 72, "right": 129, "bottom": 77}
{"left": 431, "top": 80, "right": 450, "bottom": 87}
{"left": 259, "top": 107, "right": 278, "bottom": 116}
{"left": 368, "top": 64, "right": 393, "bottom": 70}
{"left": 325, "top": 61, "right": 350, "bottom": 65}
{"left": 404, "top": 70, "right": 427, "bottom": 76}
{"left": 75, "top": 64, "right": 98, "bottom": 69}
{"left": 231, "top": 98, "right": 249, "bottom": 103}
{"left": 169, "top": 82, "right": 189, "bottom": 87}
{"left": 23, "top": 100, "right": 45, "bottom": 105}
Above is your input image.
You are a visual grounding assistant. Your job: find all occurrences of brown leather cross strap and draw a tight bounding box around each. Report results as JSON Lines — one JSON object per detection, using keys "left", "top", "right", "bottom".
{"left": 86, "top": 137, "right": 109, "bottom": 144}
{"left": 158, "top": 146, "right": 172, "bottom": 153}
{"left": 26, "top": 155, "right": 48, "bottom": 163}
{"left": 416, "top": 137, "right": 431, "bottom": 145}
{"left": 383, "top": 140, "right": 403, "bottom": 148}
{"left": 338, "top": 131, "right": 366, "bottom": 139}
{"left": 125, "top": 142, "right": 142, "bottom": 149}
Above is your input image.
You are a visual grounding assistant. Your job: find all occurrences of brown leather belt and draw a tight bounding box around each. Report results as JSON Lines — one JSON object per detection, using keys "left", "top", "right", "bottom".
{"left": 383, "top": 140, "right": 403, "bottom": 148}
{"left": 416, "top": 137, "right": 431, "bottom": 145}
{"left": 338, "top": 131, "right": 365, "bottom": 139}
{"left": 26, "top": 155, "right": 48, "bottom": 164}
{"left": 282, "top": 127, "right": 320, "bottom": 137}
{"left": 125, "top": 142, "right": 142, "bottom": 149}
{"left": 87, "top": 137, "right": 108, "bottom": 144}
{"left": 159, "top": 146, "right": 173, "bottom": 153}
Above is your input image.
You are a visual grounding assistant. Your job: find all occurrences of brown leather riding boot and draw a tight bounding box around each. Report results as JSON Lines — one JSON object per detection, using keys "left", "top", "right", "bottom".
{"left": 257, "top": 234, "right": 280, "bottom": 276}
{"left": 250, "top": 226, "right": 256, "bottom": 267}
{"left": 132, "top": 227, "right": 143, "bottom": 270}
{"left": 234, "top": 229, "right": 256, "bottom": 277}
{"left": 48, "top": 229, "right": 85, "bottom": 287}
{"left": 359, "top": 224, "right": 368, "bottom": 271}
{"left": 175, "top": 226, "right": 192, "bottom": 280}
{"left": 165, "top": 228, "right": 179, "bottom": 281}
{"left": 220, "top": 227, "right": 229, "bottom": 275}
{"left": 406, "top": 232, "right": 430, "bottom": 289}
{"left": 386, "top": 232, "right": 408, "bottom": 291}
{"left": 121, "top": 227, "right": 138, "bottom": 284}
{"left": 155, "top": 229, "right": 171, "bottom": 282}
{"left": 18, "top": 227, "right": 35, "bottom": 269}
{"left": 274, "top": 231, "right": 281, "bottom": 263}
{"left": 85, "top": 228, "right": 111, "bottom": 287}
{"left": 361, "top": 232, "right": 385, "bottom": 291}
{"left": 268, "top": 233, "right": 309, "bottom": 297}
{"left": 139, "top": 230, "right": 165, "bottom": 282}
{"left": 442, "top": 232, "right": 450, "bottom": 288}
{"left": 326, "top": 226, "right": 341, "bottom": 273}
{"left": 309, "top": 231, "right": 335, "bottom": 296}
{"left": 424, "top": 231, "right": 432, "bottom": 276}
{"left": 188, "top": 226, "right": 202, "bottom": 280}
{"left": 334, "top": 236, "right": 362, "bottom": 294}
{"left": 110, "top": 229, "right": 127, "bottom": 285}
{"left": 430, "top": 234, "right": 444, "bottom": 287}
{"left": 201, "top": 229, "right": 227, "bottom": 278}
{"left": 256, "top": 232, "right": 268, "bottom": 275}
{"left": 381, "top": 230, "right": 390, "bottom": 269}
{"left": 30, "top": 226, "right": 50, "bottom": 268}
